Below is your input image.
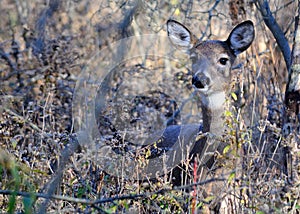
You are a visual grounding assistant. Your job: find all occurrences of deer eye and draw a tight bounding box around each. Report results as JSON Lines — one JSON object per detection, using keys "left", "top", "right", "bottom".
{"left": 218, "top": 57, "right": 229, "bottom": 65}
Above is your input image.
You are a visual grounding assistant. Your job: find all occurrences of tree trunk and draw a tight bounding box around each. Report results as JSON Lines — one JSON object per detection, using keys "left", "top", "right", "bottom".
{"left": 283, "top": 0, "right": 300, "bottom": 183}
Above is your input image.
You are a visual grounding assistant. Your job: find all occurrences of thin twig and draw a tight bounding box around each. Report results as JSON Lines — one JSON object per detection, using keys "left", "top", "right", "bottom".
{"left": 0, "top": 46, "right": 18, "bottom": 72}
{"left": 0, "top": 177, "right": 226, "bottom": 205}
{"left": 2, "top": 107, "right": 51, "bottom": 139}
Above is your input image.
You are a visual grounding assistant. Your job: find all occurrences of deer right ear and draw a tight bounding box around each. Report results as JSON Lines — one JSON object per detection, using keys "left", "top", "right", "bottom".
{"left": 227, "top": 20, "right": 255, "bottom": 55}
{"left": 167, "top": 20, "right": 196, "bottom": 50}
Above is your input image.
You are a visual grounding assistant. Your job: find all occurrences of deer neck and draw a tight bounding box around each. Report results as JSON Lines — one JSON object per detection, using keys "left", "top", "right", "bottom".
{"left": 189, "top": 90, "right": 227, "bottom": 167}
{"left": 200, "top": 91, "right": 226, "bottom": 136}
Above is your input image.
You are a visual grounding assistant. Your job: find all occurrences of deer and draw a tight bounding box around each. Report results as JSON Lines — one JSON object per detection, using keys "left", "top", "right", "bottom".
{"left": 147, "top": 20, "right": 255, "bottom": 199}
{"left": 151, "top": 19, "right": 254, "bottom": 211}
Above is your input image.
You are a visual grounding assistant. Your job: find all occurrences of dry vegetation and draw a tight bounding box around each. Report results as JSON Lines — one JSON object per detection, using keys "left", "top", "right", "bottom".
{"left": 0, "top": 0, "right": 299, "bottom": 213}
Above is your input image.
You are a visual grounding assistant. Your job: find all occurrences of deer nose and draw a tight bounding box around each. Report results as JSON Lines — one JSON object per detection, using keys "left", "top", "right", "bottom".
{"left": 192, "top": 74, "right": 210, "bottom": 89}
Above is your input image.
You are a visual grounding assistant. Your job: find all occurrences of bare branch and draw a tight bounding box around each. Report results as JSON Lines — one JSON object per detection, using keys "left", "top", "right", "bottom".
{"left": 255, "top": 0, "right": 291, "bottom": 71}
{"left": 32, "top": 0, "right": 60, "bottom": 56}
{"left": 0, "top": 177, "right": 226, "bottom": 205}
{"left": 0, "top": 46, "right": 18, "bottom": 72}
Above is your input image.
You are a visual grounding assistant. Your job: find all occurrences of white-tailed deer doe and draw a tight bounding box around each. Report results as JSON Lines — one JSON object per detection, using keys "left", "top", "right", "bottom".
{"left": 163, "top": 20, "right": 255, "bottom": 186}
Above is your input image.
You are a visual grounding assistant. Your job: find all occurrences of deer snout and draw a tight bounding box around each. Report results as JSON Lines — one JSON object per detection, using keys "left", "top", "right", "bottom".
{"left": 192, "top": 72, "right": 210, "bottom": 89}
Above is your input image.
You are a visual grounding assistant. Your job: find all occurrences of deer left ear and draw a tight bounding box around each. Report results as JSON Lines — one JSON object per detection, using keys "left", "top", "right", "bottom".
{"left": 167, "top": 20, "right": 197, "bottom": 51}
{"left": 227, "top": 20, "right": 255, "bottom": 55}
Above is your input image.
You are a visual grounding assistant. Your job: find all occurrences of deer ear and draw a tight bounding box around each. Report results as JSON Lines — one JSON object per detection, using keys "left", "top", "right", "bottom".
{"left": 167, "top": 20, "right": 196, "bottom": 50}
{"left": 227, "top": 20, "right": 255, "bottom": 55}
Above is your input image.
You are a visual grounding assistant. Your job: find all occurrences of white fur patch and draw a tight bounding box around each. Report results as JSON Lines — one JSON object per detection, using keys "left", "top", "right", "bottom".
{"left": 207, "top": 91, "right": 226, "bottom": 109}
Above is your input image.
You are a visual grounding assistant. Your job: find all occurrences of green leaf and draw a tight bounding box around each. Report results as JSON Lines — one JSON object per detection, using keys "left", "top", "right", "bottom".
{"left": 8, "top": 193, "right": 16, "bottom": 214}
{"left": 171, "top": 0, "right": 179, "bottom": 5}
{"left": 196, "top": 202, "right": 204, "bottom": 208}
{"left": 224, "top": 110, "right": 232, "bottom": 117}
{"left": 11, "top": 138, "right": 18, "bottom": 149}
{"left": 203, "top": 196, "right": 215, "bottom": 203}
{"left": 223, "top": 145, "right": 231, "bottom": 154}
{"left": 145, "top": 149, "right": 151, "bottom": 159}
{"left": 174, "top": 8, "right": 180, "bottom": 16}
{"left": 231, "top": 92, "right": 238, "bottom": 101}
{"left": 227, "top": 171, "right": 235, "bottom": 184}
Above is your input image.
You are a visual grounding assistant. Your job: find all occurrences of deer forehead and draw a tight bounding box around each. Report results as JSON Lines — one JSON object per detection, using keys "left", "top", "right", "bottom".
{"left": 192, "top": 41, "right": 235, "bottom": 60}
